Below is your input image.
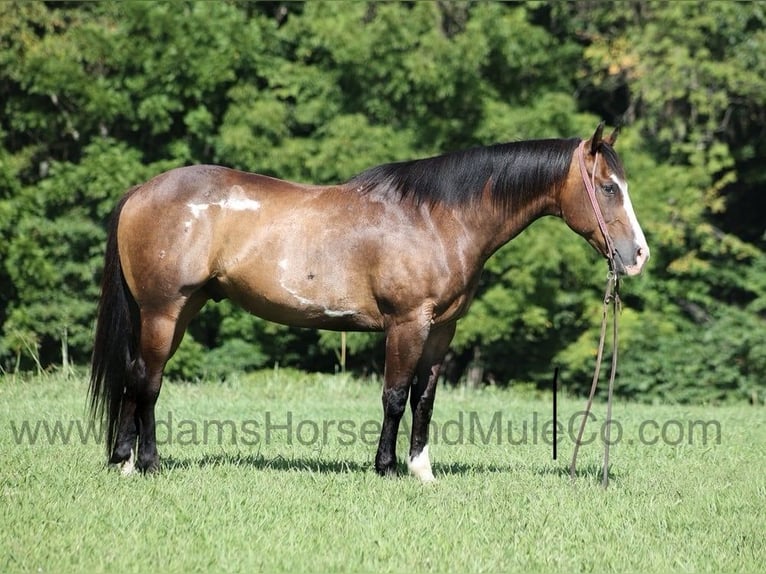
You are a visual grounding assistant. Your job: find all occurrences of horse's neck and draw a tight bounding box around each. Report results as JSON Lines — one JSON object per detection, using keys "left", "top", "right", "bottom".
{"left": 466, "top": 184, "right": 561, "bottom": 261}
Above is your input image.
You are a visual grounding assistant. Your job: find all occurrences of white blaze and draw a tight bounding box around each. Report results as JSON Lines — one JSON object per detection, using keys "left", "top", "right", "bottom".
{"left": 611, "top": 174, "right": 649, "bottom": 271}
{"left": 611, "top": 175, "right": 647, "bottom": 248}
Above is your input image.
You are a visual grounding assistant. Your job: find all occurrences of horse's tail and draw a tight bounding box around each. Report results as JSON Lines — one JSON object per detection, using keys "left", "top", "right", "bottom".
{"left": 89, "top": 189, "right": 140, "bottom": 456}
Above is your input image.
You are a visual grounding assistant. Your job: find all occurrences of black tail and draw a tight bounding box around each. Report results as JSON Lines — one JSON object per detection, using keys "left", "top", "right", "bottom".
{"left": 89, "top": 189, "right": 140, "bottom": 456}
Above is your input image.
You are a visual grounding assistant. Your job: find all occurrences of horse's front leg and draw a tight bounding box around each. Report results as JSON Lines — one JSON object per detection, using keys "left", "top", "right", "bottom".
{"left": 407, "top": 322, "right": 456, "bottom": 482}
{"left": 375, "top": 318, "right": 429, "bottom": 477}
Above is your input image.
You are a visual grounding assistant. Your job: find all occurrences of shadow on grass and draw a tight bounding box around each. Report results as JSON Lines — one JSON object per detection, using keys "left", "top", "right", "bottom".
{"left": 159, "top": 453, "right": 514, "bottom": 477}
{"left": 153, "top": 452, "right": 616, "bottom": 482}
{"left": 161, "top": 452, "right": 369, "bottom": 474}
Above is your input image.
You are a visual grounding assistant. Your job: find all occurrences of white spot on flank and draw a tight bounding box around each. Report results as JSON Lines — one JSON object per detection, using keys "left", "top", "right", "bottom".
{"left": 280, "top": 280, "right": 315, "bottom": 307}
{"left": 408, "top": 445, "right": 436, "bottom": 483}
{"left": 184, "top": 220, "right": 192, "bottom": 231}
{"left": 277, "top": 259, "right": 315, "bottom": 306}
{"left": 277, "top": 259, "right": 352, "bottom": 316}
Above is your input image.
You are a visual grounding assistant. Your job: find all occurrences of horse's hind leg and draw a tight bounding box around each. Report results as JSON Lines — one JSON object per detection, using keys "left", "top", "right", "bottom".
{"left": 110, "top": 350, "right": 148, "bottom": 473}
{"left": 132, "top": 310, "right": 177, "bottom": 472}
{"left": 107, "top": 311, "right": 173, "bottom": 473}
{"left": 109, "top": 380, "right": 140, "bottom": 474}
{"left": 133, "top": 293, "right": 207, "bottom": 473}
{"left": 105, "top": 309, "right": 177, "bottom": 474}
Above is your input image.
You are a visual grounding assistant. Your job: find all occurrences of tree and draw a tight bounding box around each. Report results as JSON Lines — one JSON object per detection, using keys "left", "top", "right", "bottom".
{"left": 0, "top": 1, "right": 763, "bottom": 404}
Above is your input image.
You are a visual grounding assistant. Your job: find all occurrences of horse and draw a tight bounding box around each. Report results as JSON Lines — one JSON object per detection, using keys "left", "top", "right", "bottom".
{"left": 89, "top": 123, "right": 649, "bottom": 482}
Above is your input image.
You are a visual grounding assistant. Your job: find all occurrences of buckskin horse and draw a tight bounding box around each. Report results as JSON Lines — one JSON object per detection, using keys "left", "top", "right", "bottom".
{"left": 89, "top": 123, "right": 649, "bottom": 481}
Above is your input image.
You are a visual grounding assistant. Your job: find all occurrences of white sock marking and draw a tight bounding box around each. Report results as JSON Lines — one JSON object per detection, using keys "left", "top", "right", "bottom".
{"left": 408, "top": 445, "right": 436, "bottom": 483}
{"left": 119, "top": 449, "right": 136, "bottom": 476}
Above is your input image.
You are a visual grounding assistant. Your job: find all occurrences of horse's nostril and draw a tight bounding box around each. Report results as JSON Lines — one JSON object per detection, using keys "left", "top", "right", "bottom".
{"left": 636, "top": 245, "right": 650, "bottom": 263}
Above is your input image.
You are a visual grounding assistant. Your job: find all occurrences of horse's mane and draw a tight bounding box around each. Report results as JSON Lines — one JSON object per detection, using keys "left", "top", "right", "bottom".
{"left": 347, "top": 138, "right": 593, "bottom": 210}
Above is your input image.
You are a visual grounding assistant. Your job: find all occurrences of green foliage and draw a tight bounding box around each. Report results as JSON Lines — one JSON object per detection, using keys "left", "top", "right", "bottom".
{"left": 619, "top": 307, "right": 766, "bottom": 405}
{"left": 0, "top": 1, "right": 764, "bottom": 404}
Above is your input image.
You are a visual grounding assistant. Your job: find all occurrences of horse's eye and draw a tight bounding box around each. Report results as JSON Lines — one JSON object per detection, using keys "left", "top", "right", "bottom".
{"left": 602, "top": 183, "right": 617, "bottom": 196}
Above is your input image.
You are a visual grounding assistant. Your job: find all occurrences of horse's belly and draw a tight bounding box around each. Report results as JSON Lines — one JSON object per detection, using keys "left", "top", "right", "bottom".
{"left": 217, "top": 261, "right": 384, "bottom": 331}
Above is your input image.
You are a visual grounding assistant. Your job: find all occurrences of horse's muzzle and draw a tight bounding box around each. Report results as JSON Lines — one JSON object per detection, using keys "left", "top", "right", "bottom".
{"left": 614, "top": 241, "right": 650, "bottom": 276}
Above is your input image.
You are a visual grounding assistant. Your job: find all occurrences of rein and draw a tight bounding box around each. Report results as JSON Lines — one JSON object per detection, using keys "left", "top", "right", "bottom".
{"left": 570, "top": 140, "right": 622, "bottom": 488}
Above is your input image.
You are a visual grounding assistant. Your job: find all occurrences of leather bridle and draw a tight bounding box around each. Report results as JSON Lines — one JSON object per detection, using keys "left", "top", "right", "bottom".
{"left": 576, "top": 139, "right": 618, "bottom": 273}
{"left": 570, "top": 139, "right": 621, "bottom": 488}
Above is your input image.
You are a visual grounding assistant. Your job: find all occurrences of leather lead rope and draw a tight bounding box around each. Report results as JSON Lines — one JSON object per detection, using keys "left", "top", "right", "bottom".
{"left": 570, "top": 141, "right": 622, "bottom": 488}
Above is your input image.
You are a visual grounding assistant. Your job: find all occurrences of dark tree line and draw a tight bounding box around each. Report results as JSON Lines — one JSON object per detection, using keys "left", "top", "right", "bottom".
{"left": 1, "top": 1, "right": 764, "bottom": 403}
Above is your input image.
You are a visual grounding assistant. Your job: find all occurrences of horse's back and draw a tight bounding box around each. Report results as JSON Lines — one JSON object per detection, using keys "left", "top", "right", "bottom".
{"left": 129, "top": 164, "right": 312, "bottom": 204}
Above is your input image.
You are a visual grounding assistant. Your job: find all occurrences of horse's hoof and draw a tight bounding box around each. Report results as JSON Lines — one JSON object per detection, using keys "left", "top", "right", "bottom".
{"left": 108, "top": 449, "right": 136, "bottom": 476}
{"left": 137, "top": 455, "right": 160, "bottom": 474}
{"left": 374, "top": 461, "right": 398, "bottom": 477}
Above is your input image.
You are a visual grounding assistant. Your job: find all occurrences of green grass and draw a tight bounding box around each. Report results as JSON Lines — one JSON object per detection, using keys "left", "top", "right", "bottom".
{"left": 1, "top": 369, "right": 764, "bottom": 573}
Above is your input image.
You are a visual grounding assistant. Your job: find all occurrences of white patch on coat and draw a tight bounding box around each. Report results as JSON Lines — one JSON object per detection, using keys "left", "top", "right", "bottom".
{"left": 220, "top": 197, "right": 262, "bottom": 211}
{"left": 186, "top": 195, "right": 261, "bottom": 219}
{"left": 277, "top": 258, "right": 314, "bottom": 306}
{"left": 279, "top": 279, "right": 315, "bottom": 307}
{"left": 188, "top": 203, "right": 210, "bottom": 218}
{"left": 323, "top": 309, "right": 355, "bottom": 318}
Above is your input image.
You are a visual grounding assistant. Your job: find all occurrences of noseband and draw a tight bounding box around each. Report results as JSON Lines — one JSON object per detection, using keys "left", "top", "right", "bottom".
{"left": 571, "top": 139, "right": 622, "bottom": 488}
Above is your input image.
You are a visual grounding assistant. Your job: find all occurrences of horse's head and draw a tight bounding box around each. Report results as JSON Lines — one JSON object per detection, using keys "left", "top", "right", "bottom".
{"left": 561, "top": 124, "right": 649, "bottom": 276}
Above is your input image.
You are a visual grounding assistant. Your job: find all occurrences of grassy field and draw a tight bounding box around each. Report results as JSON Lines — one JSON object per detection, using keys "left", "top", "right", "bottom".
{"left": 1, "top": 369, "right": 764, "bottom": 573}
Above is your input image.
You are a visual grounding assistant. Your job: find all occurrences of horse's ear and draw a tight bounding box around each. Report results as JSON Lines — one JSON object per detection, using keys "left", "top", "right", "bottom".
{"left": 604, "top": 125, "right": 620, "bottom": 147}
{"left": 589, "top": 122, "right": 605, "bottom": 155}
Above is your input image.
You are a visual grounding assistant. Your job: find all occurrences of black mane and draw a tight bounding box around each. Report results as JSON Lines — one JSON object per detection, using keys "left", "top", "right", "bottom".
{"left": 348, "top": 138, "right": 583, "bottom": 209}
